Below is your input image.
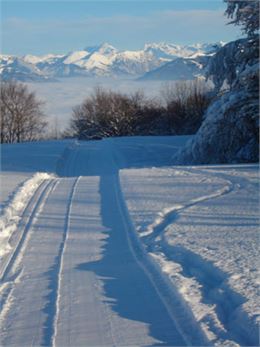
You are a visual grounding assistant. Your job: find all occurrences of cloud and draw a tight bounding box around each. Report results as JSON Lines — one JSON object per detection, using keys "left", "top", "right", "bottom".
{"left": 2, "top": 9, "right": 241, "bottom": 55}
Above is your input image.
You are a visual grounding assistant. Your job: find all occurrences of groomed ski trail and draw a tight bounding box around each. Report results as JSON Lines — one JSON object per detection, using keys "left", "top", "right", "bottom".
{"left": 52, "top": 177, "right": 79, "bottom": 347}
{"left": 0, "top": 140, "right": 210, "bottom": 346}
{"left": 53, "top": 141, "right": 206, "bottom": 346}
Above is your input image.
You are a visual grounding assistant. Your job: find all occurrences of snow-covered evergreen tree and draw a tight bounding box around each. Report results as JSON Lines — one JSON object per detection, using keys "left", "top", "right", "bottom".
{"left": 225, "top": 0, "right": 259, "bottom": 36}
{"left": 174, "top": 2, "right": 259, "bottom": 164}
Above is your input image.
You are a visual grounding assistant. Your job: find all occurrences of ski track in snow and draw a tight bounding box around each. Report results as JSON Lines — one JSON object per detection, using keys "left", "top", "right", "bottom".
{"left": 111, "top": 172, "right": 208, "bottom": 346}
{"left": 157, "top": 242, "right": 254, "bottom": 346}
{"left": 52, "top": 177, "right": 79, "bottom": 347}
{"left": 0, "top": 179, "right": 57, "bottom": 282}
{"left": 0, "top": 173, "right": 55, "bottom": 259}
{"left": 41, "top": 146, "right": 81, "bottom": 347}
{"left": 0, "top": 138, "right": 258, "bottom": 347}
{"left": 131, "top": 168, "right": 243, "bottom": 344}
{"left": 121, "top": 164, "right": 258, "bottom": 346}
{"left": 141, "top": 174, "right": 234, "bottom": 244}
{"left": 0, "top": 178, "right": 57, "bottom": 328}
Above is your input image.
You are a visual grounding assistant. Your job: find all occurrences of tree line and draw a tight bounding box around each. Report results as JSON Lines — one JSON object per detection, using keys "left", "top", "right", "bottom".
{"left": 0, "top": 79, "right": 212, "bottom": 143}
{"left": 67, "top": 80, "right": 212, "bottom": 140}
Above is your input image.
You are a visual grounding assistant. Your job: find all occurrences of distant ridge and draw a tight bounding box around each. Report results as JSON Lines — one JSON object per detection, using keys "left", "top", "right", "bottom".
{"left": 0, "top": 42, "right": 224, "bottom": 81}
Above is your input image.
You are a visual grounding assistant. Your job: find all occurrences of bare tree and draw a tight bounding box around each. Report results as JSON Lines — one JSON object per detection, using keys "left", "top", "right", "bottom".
{"left": 69, "top": 87, "right": 168, "bottom": 139}
{"left": 70, "top": 87, "right": 136, "bottom": 139}
{"left": 0, "top": 81, "right": 47, "bottom": 143}
{"left": 69, "top": 82, "right": 213, "bottom": 140}
{"left": 161, "top": 79, "right": 212, "bottom": 134}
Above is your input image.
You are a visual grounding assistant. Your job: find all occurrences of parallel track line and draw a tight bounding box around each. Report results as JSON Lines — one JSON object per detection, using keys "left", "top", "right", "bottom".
{"left": 52, "top": 177, "right": 80, "bottom": 347}
{"left": 0, "top": 179, "right": 57, "bottom": 282}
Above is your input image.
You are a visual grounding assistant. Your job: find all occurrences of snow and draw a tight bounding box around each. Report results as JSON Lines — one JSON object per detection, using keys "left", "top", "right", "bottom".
{"left": 96, "top": 42, "right": 118, "bottom": 56}
{"left": 80, "top": 52, "right": 112, "bottom": 71}
{"left": 120, "top": 162, "right": 259, "bottom": 346}
{"left": 0, "top": 136, "right": 258, "bottom": 346}
{"left": 0, "top": 172, "right": 53, "bottom": 259}
{"left": 174, "top": 86, "right": 259, "bottom": 164}
{"left": 0, "top": 41, "right": 222, "bottom": 80}
{"left": 174, "top": 36, "right": 259, "bottom": 165}
{"left": 117, "top": 50, "right": 151, "bottom": 61}
{"left": 0, "top": 55, "right": 14, "bottom": 63}
{"left": 0, "top": 140, "right": 72, "bottom": 268}
{"left": 63, "top": 51, "right": 89, "bottom": 65}
{"left": 23, "top": 54, "right": 64, "bottom": 65}
{"left": 0, "top": 140, "right": 72, "bottom": 207}
{"left": 143, "top": 42, "right": 224, "bottom": 60}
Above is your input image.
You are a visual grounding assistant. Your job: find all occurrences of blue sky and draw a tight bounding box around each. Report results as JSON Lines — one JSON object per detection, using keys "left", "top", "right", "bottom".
{"left": 1, "top": 1, "right": 242, "bottom": 55}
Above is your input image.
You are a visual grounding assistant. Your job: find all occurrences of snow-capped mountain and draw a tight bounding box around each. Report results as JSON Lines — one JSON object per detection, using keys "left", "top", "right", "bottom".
{"left": 139, "top": 55, "right": 210, "bottom": 81}
{"left": 0, "top": 55, "right": 50, "bottom": 82}
{"left": 139, "top": 42, "right": 224, "bottom": 81}
{"left": 143, "top": 42, "right": 222, "bottom": 60}
{"left": 0, "top": 42, "right": 223, "bottom": 81}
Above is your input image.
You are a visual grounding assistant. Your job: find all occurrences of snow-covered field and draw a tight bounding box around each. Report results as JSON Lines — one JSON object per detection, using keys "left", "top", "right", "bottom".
{"left": 0, "top": 140, "right": 71, "bottom": 205}
{"left": 121, "top": 164, "right": 259, "bottom": 346}
{"left": 0, "top": 136, "right": 259, "bottom": 346}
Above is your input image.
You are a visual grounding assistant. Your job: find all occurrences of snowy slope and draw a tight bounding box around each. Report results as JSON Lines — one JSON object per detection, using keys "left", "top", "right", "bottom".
{"left": 0, "top": 136, "right": 258, "bottom": 346}
{"left": 0, "top": 55, "right": 51, "bottom": 82}
{"left": 139, "top": 55, "right": 208, "bottom": 81}
{"left": 140, "top": 42, "right": 224, "bottom": 81}
{"left": 0, "top": 140, "right": 72, "bottom": 208}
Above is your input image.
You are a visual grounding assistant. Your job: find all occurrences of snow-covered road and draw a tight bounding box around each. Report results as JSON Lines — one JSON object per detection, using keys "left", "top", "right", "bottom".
{"left": 0, "top": 137, "right": 258, "bottom": 346}
{"left": 0, "top": 140, "right": 194, "bottom": 347}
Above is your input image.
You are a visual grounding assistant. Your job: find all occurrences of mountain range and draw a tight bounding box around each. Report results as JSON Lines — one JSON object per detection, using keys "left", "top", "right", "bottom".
{"left": 0, "top": 42, "right": 224, "bottom": 82}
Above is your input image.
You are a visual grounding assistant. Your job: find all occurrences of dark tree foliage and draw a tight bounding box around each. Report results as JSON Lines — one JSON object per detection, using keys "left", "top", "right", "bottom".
{"left": 162, "top": 80, "right": 212, "bottom": 135}
{"left": 224, "top": 0, "right": 259, "bottom": 36}
{"left": 206, "top": 35, "right": 259, "bottom": 92}
{"left": 174, "top": 1, "right": 259, "bottom": 164}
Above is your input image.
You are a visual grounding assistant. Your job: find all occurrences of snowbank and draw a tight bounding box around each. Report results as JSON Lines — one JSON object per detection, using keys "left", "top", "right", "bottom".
{"left": 0, "top": 173, "right": 54, "bottom": 258}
